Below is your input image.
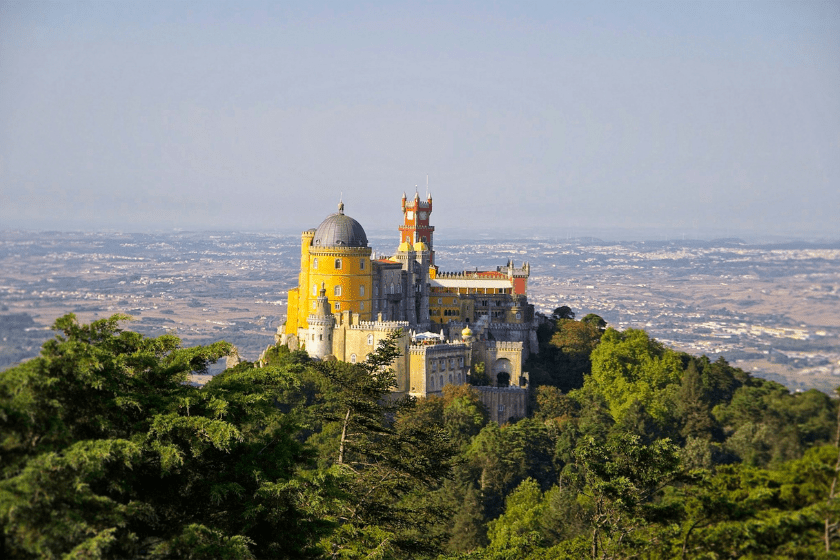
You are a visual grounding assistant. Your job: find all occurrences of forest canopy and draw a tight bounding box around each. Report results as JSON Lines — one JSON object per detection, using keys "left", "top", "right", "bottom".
{"left": 2, "top": 312, "right": 840, "bottom": 559}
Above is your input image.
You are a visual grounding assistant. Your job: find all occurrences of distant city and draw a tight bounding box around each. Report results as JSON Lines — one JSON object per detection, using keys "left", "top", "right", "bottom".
{"left": 1, "top": 230, "right": 838, "bottom": 392}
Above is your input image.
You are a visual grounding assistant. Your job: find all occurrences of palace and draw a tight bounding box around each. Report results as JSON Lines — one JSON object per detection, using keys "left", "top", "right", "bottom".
{"left": 278, "top": 193, "right": 537, "bottom": 423}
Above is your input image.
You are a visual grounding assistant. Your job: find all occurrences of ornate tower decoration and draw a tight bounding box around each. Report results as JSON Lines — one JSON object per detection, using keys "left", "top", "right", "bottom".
{"left": 400, "top": 187, "right": 435, "bottom": 265}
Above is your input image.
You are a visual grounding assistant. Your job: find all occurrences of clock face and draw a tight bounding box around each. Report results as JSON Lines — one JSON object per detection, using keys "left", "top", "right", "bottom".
{"left": 419, "top": 211, "right": 427, "bottom": 220}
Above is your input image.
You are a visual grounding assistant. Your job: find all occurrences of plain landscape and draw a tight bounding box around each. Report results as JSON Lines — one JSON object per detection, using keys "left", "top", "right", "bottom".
{"left": 1, "top": 229, "right": 837, "bottom": 392}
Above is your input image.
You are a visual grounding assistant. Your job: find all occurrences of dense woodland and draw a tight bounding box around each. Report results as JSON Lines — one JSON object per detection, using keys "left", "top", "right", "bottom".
{"left": 2, "top": 309, "right": 840, "bottom": 559}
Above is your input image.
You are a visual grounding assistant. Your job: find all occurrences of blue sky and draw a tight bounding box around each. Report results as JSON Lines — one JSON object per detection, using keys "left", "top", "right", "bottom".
{"left": 1, "top": 1, "right": 838, "bottom": 239}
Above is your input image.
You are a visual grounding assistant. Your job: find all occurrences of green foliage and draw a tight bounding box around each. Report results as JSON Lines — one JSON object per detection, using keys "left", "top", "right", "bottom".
{"left": 0, "top": 314, "right": 328, "bottom": 559}
{"left": 486, "top": 478, "right": 547, "bottom": 550}
{"left": 577, "top": 328, "right": 683, "bottom": 425}
{"left": 311, "top": 330, "right": 459, "bottom": 558}
{"left": 4, "top": 311, "right": 840, "bottom": 559}
{"left": 470, "top": 362, "right": 490, "bottom": 386}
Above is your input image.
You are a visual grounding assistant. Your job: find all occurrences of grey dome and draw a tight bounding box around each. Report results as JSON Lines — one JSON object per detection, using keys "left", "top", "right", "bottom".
{"left": 312, "top": 203, "right": 368, "bottom": 248}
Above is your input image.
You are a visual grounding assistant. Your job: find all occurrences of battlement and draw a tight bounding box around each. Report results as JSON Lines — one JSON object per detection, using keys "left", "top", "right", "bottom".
{"left": 482, "top": 340, "right": 524, "bottom": 351}
{"left": 307, "top": 315, "right": 335, "bottom": 326}
{"left": 349, "top": 320, "right": 409, "bottom": 332}
{"left": 408, "top": 342, "right": 467, "bottom": 355}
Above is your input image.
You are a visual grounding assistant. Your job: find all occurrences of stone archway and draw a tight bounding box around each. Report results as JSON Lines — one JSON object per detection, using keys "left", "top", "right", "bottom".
{"left": 493, "top": 358, "right": 512, "bottom": 387}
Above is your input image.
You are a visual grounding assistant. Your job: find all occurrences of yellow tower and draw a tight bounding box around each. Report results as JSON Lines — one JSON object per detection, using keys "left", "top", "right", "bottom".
{"left": 286, "top": 202, "right": 373, "bottom": 336}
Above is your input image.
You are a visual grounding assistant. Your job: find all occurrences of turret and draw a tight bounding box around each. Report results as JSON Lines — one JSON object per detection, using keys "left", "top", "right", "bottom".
{"left": 307, "top": 283, "right": 335, "bottom": 359}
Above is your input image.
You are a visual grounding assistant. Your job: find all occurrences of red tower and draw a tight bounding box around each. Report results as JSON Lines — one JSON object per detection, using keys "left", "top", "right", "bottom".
{"left": 399, "top": 191, "right": 435, "bottom": 265}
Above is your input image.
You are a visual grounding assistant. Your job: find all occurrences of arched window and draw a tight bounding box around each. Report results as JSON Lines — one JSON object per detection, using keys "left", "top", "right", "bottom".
{"left": 367, "top": 334, "right": 374, "bottom": 345}
{"left": 359, "top": 259, "right": 365, "bottom": 270}
{"left": 374, "top": 285, "right": 379, "bottom": 296}
{"left": 313, "top": 284, "right": 317, "bottom": 296}
{"left": 360, "top": 285, "right": 365, "bottom": 296}
{"left": 313, "top": 258, "right": 318, "bottom": 269}
{"left": 439, "top": 375, "right": 443, "bottom": 388}
{"left": 448, "top": 374, "right": 452, "bottom": 384}
{"left": 335, "top": 258, "right": 342, "bottom": 269}
{"left": 334, "top": 285, "right": 341, "bottom": 297}
{"left": 360, "top": 302, "right": 364, "bottom": 311}
{"left": 350, "top": 354, "right": 357, "bottom": 363}
{"left": 431, "top": 361, "right": 436, "bottom": 372}
{"left": 397, "top": 284, "right": 401, "bottom": 293}
{"left": 390, "top": 283, "right": 395, "bottom": 294}
{"left": 430, "top": 377, "right": 435, "bottom": 389}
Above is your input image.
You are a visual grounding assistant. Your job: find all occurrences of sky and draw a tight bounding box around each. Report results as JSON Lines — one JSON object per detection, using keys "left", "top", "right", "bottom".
{"left": 1, "top": 1, "right": 838, "bottom": 240}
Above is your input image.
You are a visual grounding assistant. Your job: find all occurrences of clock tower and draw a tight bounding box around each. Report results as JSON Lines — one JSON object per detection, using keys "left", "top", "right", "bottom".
{"left": 399, "top": 191, "right": 435, "bottom": 265}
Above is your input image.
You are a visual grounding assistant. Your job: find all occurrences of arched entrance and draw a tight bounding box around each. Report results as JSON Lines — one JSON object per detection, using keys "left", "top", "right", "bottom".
{"left": 493, "top": 358, "right": 512, "bottom": 387}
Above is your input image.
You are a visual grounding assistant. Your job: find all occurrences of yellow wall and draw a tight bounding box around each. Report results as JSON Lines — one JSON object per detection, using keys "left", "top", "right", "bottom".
{"left": 308, "top": 248, "right": 372, "bottom": 323}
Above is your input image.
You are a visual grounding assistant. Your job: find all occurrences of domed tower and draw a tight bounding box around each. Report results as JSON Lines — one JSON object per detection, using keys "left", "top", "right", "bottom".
{"left": 307, "top": 283, "right": 335, "bottom": 360}
{"left": 308, "top": 201, "right": 373, "bottom": 321}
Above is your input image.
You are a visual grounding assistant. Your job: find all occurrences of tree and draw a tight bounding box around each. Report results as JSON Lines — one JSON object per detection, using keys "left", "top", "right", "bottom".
{"left": 0, "top": 314, "right": 322, "bottom": 559}
{"left": 470, "top": 362, "right": 490, "bottom": 386}
{"left": 552, "top": 306, "right": 575, "bottom": 321}
{"left": 581, "top": 314, "right": 607, "bottom": 333}
{"left": 577, "top": 328, "right": 683, "bottom": 426}
{"left": 312, "top": 330, "right": 459, "bottom": 557}
{"left": 573, "top": 434, "right": 682, "bottom": 559}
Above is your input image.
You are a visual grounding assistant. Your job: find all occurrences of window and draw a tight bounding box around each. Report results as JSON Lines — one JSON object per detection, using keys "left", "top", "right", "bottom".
{"left": 498, "top": 404, "right": 505, "bottom": 412}
{"left": 453, "top": 298, "right": 457, "bottom": 304}
{"left": 421, "top": 236, "right": 427, "bottom": 242}
{"left": 313, "top": 258, "right": 318, "bottom": 269}
{"left": 335, "top": 258, "right": 342, "bottom": 269}
{"left": 374, "top": 300, "right": 378, "bottom": 309}
{"left": 367, "top": 334, "right": 374, "bottom": 345}
{"left": 360, "top": 285, "right": 365, "bottom": 296}
{"left": 313, "top": 284, "right": 317, "bottom": 296}
{"left": 516, "top": 312, "right": 521, "bottom": 320}
{"left": 450, "top": 358, "right": 455, "bottom": 368}
{"left": 459, "top": 357, "right": 464, "bottom": 367}
{"left": 431, "top": 361, "right": 436, "bottom": 372}
{"left": 334, "top": 285, "right": 341, "bottom": 296}
{"left": 390, "top": 283, "right": 394, "bottom": 294}
{"left": 437, "top": 298, "right": 442, "bottom": 304}
{"left": 335, "top": 302, "right": 340, "bottom": 310}
{"left": 397, "top": 284, "right": 401, "bottom": 293}
{"left": 430, "top": 377, "right": 435, "bottom": 389}
{"left": 448, "top": 374, "right": 452, "bottom": 384}
{"left": 439, "top": 375, "right": 443, "bottom": 388}
{"left": 360, "top": 302, "right": 364, "bottom": 311}
{"left": 374, "top": 285, "right": 379, "bottom": 296}
{"left": 350, "top": 354, "right": 357, "bottom": 363}
{"left": 359, "top": 259, "right": 365, "bottom": 270}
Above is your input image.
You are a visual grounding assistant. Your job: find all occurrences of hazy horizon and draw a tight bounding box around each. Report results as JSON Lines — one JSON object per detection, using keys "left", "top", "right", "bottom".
{"left": 1, "top": 1, "right": 838, "bottom": 238}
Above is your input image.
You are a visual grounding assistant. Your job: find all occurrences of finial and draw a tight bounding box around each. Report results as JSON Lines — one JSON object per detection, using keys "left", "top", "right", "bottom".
{"left": 338, "top": 197, "right": 344, "bottom": 214}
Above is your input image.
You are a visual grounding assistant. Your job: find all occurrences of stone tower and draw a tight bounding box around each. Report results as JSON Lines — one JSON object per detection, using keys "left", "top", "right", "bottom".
{"left": 400, "top": 191, "right": 435, "bottom": 265}
{"left": 306, "top": 283, "right": 335, "bottom": 360}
